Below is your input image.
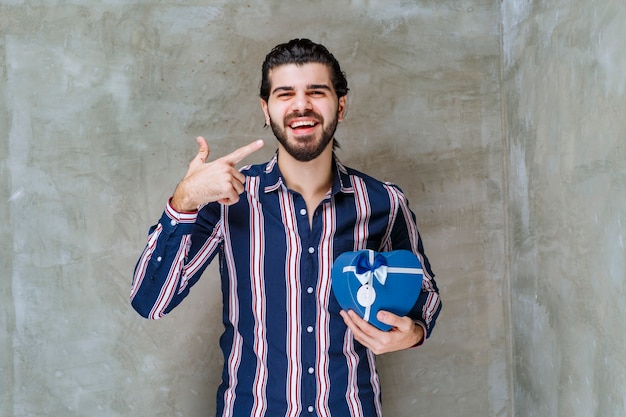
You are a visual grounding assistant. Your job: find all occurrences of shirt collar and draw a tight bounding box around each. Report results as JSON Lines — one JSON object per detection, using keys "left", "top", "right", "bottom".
{"left": 263, "top": 151, "right": 355, "bottom": 195}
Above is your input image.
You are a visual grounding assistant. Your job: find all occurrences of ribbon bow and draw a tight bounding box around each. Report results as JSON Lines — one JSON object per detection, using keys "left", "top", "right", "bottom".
{"left": 354, "top": 250, "right": 388, "bottom": 286}
{"left": 342, "top": 250, "right": 388, "bottom": 321}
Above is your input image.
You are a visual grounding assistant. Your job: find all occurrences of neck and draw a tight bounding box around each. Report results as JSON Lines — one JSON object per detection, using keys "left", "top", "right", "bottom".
{"left": 277, "top": 144, "right": 334, "bottom": 214}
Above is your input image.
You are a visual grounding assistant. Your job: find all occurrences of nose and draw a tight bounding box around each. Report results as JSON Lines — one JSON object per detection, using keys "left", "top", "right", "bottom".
{"left": 290, "top": 90, "right": 313, "bottom": 113}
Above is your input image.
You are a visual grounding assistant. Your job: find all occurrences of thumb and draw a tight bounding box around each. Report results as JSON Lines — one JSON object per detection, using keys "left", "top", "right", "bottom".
{"left": 195, "top": 136, "right": 211, "bottom": 164}
{"left": 376, "top": 310, "right": 401, "bottom": 327}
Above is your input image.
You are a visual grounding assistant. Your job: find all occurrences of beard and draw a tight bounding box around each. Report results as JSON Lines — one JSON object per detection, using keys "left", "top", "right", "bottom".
{"left": 269, "top": 110, "right": 339, "bottom": 162}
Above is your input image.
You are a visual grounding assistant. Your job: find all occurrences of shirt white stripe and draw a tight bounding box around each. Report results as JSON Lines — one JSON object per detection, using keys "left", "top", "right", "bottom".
{"left": 343, "top": 329, "right": 364, "bottom": 417}
{"left": 249, "top": 177, "right": 269, "bottom": 417}
{"left": 221, "top": 204, "right": 243, "bottom": 417}
{"left": 130, "top": 223, "right": 163, "bottom": 299}
{"left": 351, "top": 176, "right": 370, "bottom": 249}
{"left": 382, "top": 183, "right": 400, "bottom": 251}
{"left": 366, "top": 349, "right": 383, "bottom": 417}
{"left": 149, "top": 234, "right": 191, "bottom": 319}
{"left": 316, "top": 201, "right": 336, "bottom": 416}
{"left": 346, "top": 175, "right": 372, "bottom": 416}
{"left": 179, "top": 224, "right": 223, "bottom": 293}
{"left": 279, "top": 187, "right": 303, "bottom": 417}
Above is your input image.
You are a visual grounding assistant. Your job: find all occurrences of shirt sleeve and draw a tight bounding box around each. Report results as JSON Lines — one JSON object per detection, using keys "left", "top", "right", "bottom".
{"left": 388, "top": 187, "right": 442, "bottom": 342}
{"left": 130, "top": 199, "right": 221, "bottom": 320}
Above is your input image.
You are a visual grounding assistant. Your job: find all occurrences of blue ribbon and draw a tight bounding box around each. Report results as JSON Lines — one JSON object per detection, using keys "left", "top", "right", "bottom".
{"left": 354, "top": 251, "right": 388, "bottom": 286}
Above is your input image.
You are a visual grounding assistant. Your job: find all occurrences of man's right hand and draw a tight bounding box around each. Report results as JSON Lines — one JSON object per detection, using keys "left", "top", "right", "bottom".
{"left": 170, "top": 136, "right": 265, "bottom": 212}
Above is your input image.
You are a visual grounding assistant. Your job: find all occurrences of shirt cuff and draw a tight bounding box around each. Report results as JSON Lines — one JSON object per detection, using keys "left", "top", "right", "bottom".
{"left": 412, "top": 320, "right": 427, "bottom": 348}
{"left": 165, "top": 197, "right": 199, "bottom": 223}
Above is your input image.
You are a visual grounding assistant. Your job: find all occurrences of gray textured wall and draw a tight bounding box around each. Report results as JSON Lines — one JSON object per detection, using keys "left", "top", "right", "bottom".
{"left": 502, "top": 0, "right": 626, "bottom": 416}
{"left": 2, "top": 2, "right": 507, "bottom": 416}
{"left": 14, "top": 0, "right": 626, "bottom": 416}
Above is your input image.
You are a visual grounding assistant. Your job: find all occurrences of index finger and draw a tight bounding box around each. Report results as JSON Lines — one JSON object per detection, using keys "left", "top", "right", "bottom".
{"left": 223, "top": 139, "right": 265, "bottom": 165}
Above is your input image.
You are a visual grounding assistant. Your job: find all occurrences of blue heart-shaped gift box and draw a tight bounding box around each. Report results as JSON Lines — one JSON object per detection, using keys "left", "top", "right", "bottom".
{"left": 331, "top": 249, "right": 423, "bottom": 331}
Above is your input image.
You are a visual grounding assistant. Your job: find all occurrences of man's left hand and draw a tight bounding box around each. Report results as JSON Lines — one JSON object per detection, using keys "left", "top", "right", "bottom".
{"left": 339, "top": 310, "right": 424, "bottom": 355}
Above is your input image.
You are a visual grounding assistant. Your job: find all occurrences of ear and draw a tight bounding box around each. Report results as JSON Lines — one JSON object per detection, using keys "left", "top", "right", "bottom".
{"left": 337, "top": 95, "right": 347, "bottom": 122}
{"left": 260, "top": 98, "right": 271, "bottom": 126}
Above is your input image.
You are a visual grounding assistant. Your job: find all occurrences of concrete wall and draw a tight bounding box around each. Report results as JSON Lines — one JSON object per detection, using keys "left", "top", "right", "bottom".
{"left": 2, "top": 1, "right": 505, "bottom": 416}
{"left": 502, "top": 0, "right": 626, "bottom": 416}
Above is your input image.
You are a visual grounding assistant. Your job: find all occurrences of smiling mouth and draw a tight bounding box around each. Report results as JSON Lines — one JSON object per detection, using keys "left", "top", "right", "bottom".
{"left": 289, "top": 120, "right": 319, "bottom": 131}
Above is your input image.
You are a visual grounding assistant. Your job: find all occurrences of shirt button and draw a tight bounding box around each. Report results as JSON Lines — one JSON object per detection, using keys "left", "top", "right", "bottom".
{"left": 170, "top": 219, "right": 177, "bottom": 226}
{"left": 308, "top": 247, "right": 315, "bottom": 254}
{"left": 307, "top": 326, "right": 313, "bottom": 333}
{"left": 156, "top": 256, "right": 162, "bottom": 262}
{"left": 308, "top": 405, "right": 314, "bottom": 413}
{"left": 307, "top": 287, "right": 314, "bottom": 294}
{"left": 308, "top": 367, "right": 314, "bottom": 374}
{"left": 300, "top": 208, "right": 307, "bottom": 216}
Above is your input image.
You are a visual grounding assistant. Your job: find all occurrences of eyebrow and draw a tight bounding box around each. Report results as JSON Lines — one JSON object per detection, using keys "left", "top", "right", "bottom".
{"left": 271, "top": 84, "right": 333, "bottom": 95}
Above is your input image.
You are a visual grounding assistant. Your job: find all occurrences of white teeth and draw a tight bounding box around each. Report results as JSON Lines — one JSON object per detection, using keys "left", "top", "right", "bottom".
{"left": 290, "top": 120, "right": 316, "bottom": 128}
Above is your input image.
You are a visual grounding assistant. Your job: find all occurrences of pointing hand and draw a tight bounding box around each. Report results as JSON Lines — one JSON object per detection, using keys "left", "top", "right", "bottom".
{"left": 171, "top": 137, "right": 264, "bottom": 211}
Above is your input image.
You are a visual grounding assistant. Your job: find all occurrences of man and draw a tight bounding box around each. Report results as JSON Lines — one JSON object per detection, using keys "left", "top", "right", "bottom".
{"left": 131, "top": 38, "right": 441, "bottom": 417}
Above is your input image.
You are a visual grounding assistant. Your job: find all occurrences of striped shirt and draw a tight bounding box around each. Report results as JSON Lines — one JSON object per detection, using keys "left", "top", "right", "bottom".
{"left": 131, "top": 152, "right": 441, "bottom": 417}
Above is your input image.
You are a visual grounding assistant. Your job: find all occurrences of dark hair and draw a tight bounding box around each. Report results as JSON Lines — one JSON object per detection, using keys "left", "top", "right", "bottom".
{"left": 259, "top": 38, "right": 349, "bottom": 102}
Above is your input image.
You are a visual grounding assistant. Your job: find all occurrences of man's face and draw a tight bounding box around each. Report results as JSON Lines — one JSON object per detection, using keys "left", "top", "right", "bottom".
{"left": 261, "top": 63, "right": 347, "bottom": 162}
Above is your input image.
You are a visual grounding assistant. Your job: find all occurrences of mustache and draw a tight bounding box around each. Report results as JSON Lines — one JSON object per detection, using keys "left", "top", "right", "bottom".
{"left": 284, "top": 111, "right": 323, "bottom": 124}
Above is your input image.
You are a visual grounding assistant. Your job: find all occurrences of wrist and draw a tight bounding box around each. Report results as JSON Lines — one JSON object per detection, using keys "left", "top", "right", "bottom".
{"left": 169, "top": 196, "right": 198, "bottom": 214}
{"left": 412, "top": 320, "right": 426, "bottom": 347}
{"left": 171, "top": 185, "right": 198, "bottom": 212}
